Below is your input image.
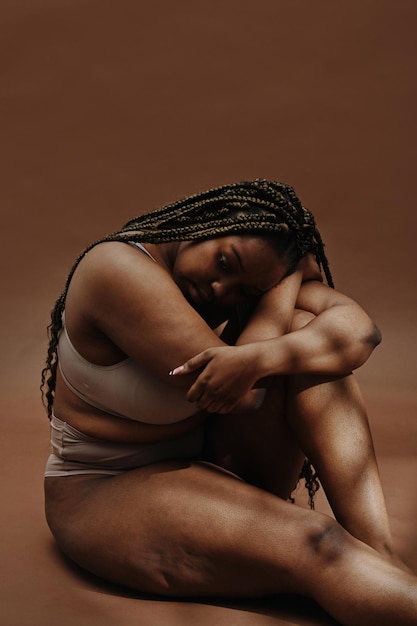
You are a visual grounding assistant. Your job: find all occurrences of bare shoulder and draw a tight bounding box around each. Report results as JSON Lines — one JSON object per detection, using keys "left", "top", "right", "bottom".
{"left": 80, "top": 240, "right": 170, "bottom": 291}
{"left": 79, "top": 240, "right": 167, "bottom": 285}
{"left": 66, "top": 241, "right": 175, "bottom": 327}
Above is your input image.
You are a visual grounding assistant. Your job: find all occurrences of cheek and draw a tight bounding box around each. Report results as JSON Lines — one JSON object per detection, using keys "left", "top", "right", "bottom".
{"left": 174, "top": 249, "right": 202, "bottom": 282}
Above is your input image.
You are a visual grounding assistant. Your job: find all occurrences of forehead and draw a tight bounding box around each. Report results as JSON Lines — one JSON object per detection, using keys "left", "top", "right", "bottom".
{"left": 218, "top": 235, "right": 286, "bottom": 285}
{"left": 219, "top": 234, "right": 277, "bottom": 264}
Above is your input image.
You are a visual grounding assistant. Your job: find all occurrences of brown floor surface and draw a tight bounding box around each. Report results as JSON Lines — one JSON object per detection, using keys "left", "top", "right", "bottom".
{"left": 1, "top": 1, "right": 416, "bottom": 624}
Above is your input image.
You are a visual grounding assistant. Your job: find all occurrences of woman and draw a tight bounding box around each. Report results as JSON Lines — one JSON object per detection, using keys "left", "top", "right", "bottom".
{"left": 42, "top": 180, "right": 417, "bottom": 625}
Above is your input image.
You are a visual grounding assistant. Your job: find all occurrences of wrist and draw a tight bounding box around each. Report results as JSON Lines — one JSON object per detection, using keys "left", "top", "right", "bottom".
{"left": 251, "top": 340, "right": 277, "bottom": 379}
{"left": 258, "top": 336, "right": 293, "bottom": 378}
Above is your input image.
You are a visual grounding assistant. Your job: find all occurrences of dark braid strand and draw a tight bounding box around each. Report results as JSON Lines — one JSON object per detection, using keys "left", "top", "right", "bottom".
{"left": 299, "top": 459, "right": 321, "bottom": 510}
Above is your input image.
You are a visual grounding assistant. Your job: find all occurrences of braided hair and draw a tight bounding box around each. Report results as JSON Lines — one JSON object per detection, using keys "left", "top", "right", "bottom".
{"left": 41, "top": 178, "right": 332, "bottom": 507}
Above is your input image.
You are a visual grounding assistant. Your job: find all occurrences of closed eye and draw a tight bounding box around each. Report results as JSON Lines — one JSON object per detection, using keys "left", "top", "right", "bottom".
{"left": 217, "top": 253, "right": 230, "bottom": 272}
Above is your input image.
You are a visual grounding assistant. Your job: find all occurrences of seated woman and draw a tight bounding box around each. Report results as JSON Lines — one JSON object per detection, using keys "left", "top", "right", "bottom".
{"left": 42, "top": 179, "right": 417, "bottom": 625}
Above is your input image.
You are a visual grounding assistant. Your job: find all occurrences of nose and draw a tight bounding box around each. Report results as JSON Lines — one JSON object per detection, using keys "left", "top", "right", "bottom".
{"left": 211, "top": 280, "right": 224, "bottom": 297}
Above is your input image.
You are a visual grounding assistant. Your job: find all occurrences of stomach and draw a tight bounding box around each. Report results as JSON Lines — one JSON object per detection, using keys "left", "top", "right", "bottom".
{"left": 53, "top": 369, "right": 207, "bottom": 444}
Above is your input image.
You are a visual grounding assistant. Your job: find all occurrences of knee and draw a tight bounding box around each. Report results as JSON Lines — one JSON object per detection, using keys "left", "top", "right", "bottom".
{"left": 291, "top": 309, "right": 316, "bottom": 332}
{"left": 304, "top": 515, "right": 349, "bottom": 566}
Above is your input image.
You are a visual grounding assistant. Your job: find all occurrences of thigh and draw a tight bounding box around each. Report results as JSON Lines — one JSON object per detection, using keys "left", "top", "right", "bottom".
{"left": 44, "top": 460, "right": 318, "bottom": 598}
{"left": 204, "top": 378, "right": 305, "bottom": 499}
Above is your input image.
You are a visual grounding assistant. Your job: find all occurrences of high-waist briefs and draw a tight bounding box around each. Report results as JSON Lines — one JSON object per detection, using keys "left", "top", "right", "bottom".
{"left": 45, "top": 415, "right": 204, "bottom": 477}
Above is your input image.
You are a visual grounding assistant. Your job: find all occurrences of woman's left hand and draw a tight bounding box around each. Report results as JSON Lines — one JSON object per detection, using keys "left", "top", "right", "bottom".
{"left": 170, "top": 344, "right": 263, "bottom": 414}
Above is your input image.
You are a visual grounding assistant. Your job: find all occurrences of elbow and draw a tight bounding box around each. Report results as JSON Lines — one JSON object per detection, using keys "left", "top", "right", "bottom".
{"left": 342, "top": 321, "right": 381, "bottom": 372}
{"left": 355, "top": 312, "right": 381, "bottom": 351}
{"left": 364, "top": 321, "right": 381, "bottom": 351}
{"left": 370, "top": 323, "right": 382, "bottom": 348}
{"left": 352, "top": 322, "right": 381, "bottom": 370}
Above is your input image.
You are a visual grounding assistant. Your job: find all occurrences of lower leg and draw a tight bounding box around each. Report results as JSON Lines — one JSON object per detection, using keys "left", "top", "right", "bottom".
{"left": 304, "top": 524, "right": 417, "bottom": 626}
{"left": 286, "top": 372, "right": 397, "bottom": 561}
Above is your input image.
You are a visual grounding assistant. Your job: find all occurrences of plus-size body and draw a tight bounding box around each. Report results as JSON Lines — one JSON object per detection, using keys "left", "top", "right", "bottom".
{"left": 42, "top": 180, "right": 417, "bottom": 625}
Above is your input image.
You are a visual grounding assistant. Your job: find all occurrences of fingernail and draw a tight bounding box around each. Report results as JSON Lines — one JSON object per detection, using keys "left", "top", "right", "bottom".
{"left": 169, "top": 365, "right": 185, "bottom": 376}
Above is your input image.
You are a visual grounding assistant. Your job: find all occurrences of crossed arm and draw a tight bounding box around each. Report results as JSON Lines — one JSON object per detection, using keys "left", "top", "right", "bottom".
{"left": 171, "top": 258, "right": 381, "bottom": 414}
{"left": 87, "top": 244, "right": 380, "bottom": 415}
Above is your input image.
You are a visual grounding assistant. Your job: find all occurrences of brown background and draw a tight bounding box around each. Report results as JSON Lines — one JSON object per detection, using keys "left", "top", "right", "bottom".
{"left": 1, "top": 1, "right": 416, "bottom": 624}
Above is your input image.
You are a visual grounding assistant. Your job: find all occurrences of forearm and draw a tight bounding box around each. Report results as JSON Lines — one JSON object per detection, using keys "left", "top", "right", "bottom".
{"left": 235, "top": 255, "right": 323, "bottom": 346}
{"left": 172, "top": 272, "right": 382, "bottom": 411}
{"left": 236, "top": 269, "right": 303, "bottom": 344}
{"left": 256, "top": 305, "right": 381, "bottom": 378}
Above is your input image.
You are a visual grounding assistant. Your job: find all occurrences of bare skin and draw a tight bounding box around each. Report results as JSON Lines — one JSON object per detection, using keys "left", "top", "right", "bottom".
{"left": 45, "top": 236, "right": 417, "bottom": 625}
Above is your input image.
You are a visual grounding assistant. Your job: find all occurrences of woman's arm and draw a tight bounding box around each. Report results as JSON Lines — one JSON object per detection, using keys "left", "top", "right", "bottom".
{"left": 239, "top": 279, "right": 381, "bottom": 375}
{"left": 234, "top": 252, "right": 322, "bottom": 344}
{"left": 172, "top": 280, "right": 381, "bottom": 413}
{"left": 287, "top": 280, "right": 381, "bottom": 371}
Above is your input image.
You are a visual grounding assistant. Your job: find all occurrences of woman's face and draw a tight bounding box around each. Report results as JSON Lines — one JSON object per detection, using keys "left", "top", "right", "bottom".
{"left": 172, "top": 235, "right": 289, "bottom": 308}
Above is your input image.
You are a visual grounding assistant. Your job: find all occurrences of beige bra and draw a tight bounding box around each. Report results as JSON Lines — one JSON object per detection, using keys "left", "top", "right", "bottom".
{"left": 57, "top": 243, "right": 197, "bottom": 424}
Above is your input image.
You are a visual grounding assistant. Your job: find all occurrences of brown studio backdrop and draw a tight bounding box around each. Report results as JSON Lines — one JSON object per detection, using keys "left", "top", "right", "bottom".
{"left": 0, "top": 2, "right": 416, "bottom": 625}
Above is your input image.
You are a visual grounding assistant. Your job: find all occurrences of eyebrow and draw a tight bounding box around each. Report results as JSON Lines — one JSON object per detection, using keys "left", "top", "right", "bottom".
{"left": 231, "top": 244, "right": 244, "bottom": 271}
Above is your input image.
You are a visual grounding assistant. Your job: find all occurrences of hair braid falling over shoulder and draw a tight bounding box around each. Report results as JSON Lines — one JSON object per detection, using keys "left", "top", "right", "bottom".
{"left": 41, "top": 179, "right": 333, "bottom": 508}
